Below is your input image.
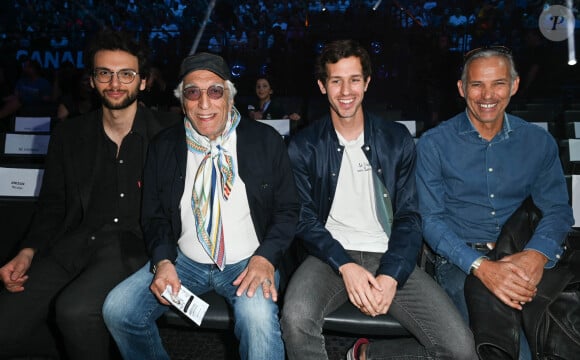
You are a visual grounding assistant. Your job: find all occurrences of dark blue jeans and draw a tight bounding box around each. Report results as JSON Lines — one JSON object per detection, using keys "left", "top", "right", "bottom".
{"left": 281, "top": 251, "right": 476, "bottom": 359}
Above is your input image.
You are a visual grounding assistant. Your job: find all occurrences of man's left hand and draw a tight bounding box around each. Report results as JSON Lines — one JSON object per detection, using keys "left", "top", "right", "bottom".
{"left": 501, "top": 249, "right": 547, "bottom": 288}
{"left": 360, "top": 275, "right": 398, "bottom": 316}
{"left": 233, "top": 255, "right": 277, "bottom": 301}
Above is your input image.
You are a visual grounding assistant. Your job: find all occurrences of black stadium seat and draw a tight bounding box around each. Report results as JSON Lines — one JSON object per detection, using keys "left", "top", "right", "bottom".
{"left": 159, "top": 290, "right": 410, "bottom": 337}
{"left": 158, "top": 239, "right": 413, "bottom": 337}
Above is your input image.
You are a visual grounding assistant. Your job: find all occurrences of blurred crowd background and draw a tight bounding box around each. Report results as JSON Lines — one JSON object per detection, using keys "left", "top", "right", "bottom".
{"left": 0, "top": 0, "right": 579, "bottom": 129}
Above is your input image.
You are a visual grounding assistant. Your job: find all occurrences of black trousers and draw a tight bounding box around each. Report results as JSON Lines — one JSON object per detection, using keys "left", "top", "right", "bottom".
{"left": 0, "top": 231, "right": 147, "bottom": 360}
{"left": 464, "top": 198, "right": 576, "bottom": 360}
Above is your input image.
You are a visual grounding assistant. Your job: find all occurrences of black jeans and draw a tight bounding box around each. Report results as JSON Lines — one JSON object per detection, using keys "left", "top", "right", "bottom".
{"left": 0, "top": 231, "right": 146, "bottom": 360}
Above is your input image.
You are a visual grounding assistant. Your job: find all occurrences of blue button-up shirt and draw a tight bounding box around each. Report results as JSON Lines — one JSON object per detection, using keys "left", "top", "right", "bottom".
{"left": 416, "top": 111, "right": 573, "bottom": 274}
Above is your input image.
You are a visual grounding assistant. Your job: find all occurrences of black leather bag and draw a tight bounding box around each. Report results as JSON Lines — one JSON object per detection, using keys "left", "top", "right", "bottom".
{"left": 464, "top": 198, "right": 580, "bottom": 360}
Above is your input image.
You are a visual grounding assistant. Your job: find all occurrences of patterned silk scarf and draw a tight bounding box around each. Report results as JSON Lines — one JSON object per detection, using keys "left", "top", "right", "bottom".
{"left": 184, "top": 107, "right": 241, "bottom": 270}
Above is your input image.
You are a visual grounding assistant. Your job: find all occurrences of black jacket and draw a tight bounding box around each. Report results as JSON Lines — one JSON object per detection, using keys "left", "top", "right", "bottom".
{"left": 21, "top": 105, "right": 180, "bottom": 269}
{"left": 142, "top": 116, "right": 299, "bottom": 269}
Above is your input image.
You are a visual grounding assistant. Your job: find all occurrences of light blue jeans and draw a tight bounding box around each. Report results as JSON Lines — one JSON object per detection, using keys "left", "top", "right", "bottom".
{"left": 435, "top": 256, "right": 532, "bottom": 360}
{"left": 103, "top": 250, "right": 284, "bottom": 360}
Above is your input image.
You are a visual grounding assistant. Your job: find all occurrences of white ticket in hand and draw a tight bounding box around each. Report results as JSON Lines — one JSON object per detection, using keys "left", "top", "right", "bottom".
{"left": 162, "top": 285, "right": 209, "bottom": 326}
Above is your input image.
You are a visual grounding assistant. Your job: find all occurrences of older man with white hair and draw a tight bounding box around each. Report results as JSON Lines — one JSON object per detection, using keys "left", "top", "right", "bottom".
{"left": 103, "top": 52, "right": 299, "bottom": 360}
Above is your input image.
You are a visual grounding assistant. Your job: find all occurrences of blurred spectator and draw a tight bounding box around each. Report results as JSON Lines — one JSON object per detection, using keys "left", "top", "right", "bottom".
{"left": 272, "top": 17, "right": 288, "bottom": 31}
{"left": 424, "top": 1, "right": 437, "bottom": 11}
{"left": 338, "top": 0, "right": 350, "bottom": 13}
{"left": 0, "top": 0, "right": 571, "bottom": 120}
{"left": 0, "top": 64, "right": 18, "bottom": 131}
{"left": 138, "top": 66, "right": 179, "bottom": 113}
{"left": 55, "top": 71, "right": 99, "bottom": 121}
{"left": 228, "top": 26, "right": 249, "bottom": 53}
{"left": 169, "top": 0, "right": 187, "bottom": 18}
{"left": 14, "top": 59, "right": 54, "bottom": 116}
{"left": 50, "top": 34, "right": 69, "bottom": 49}
{"left": 448, "top": 7, "right": 467, "bottom": 27}
{"left": 149, "top": 19, "right": 168, "bottom": 45}
{"left": 162, "top": 16, "right": 180, "bottom": 39}
{"left": 127, "top": 0, "right": 138, "bottom": 14}
{"left": 52, "top": 61, "right": 77, "bottom": 102}
{"left": 247, "top": 76, "right": 301, "bottom": 122}
{"left": 208, "top": 23, "right": 228, "bottom": 56}
{"left": 424, "top": 33, "right": 462, "bottom": 128}
{"left": 514, "top": 29, "right": 552, "bottom": 101}
{"left": 472, "top": 2, "right": 501, "bottom": 46}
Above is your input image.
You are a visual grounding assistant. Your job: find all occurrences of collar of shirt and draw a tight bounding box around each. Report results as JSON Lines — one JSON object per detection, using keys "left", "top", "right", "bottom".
{"left": 458, "top": 109, "right": 513, "bottom": 143}
{"left": 129, "top": 107, "right": 148, "bottom": 139}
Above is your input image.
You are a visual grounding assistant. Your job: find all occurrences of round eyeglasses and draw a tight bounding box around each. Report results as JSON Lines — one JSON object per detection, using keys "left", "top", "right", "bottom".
{"left": 182, "top": 85, "right": 226, "bottom": 101}
{"left": 93, "top": 68, "right": 139, "bottom": 84}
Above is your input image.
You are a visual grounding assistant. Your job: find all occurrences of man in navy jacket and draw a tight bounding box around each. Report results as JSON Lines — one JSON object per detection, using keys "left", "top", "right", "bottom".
{"left": 281, "top": 39, "right": 475, "bottom": 360}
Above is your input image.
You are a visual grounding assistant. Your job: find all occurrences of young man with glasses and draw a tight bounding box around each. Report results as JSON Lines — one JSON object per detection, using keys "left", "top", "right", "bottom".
{"left": 0, "top": 30, "right": 179, "bottom": 359}
{"left": 102, "top": 52, "right": 299, "bottom": 360}
{"left": 416, "top": 46, "right": 574, "bottom": 359}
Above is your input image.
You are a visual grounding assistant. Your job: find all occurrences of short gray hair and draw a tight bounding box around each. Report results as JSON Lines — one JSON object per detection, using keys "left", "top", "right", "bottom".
{"left": 461, "top": 47, "right": 518, "bottom": 93}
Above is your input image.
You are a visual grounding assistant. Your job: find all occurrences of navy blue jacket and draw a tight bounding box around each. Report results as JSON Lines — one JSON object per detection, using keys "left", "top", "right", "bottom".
{"left": 287, "top": 112, "right": 421, "bottom": 287}
{"left": 142, "top": 117, "right": 299, "bottom": 269}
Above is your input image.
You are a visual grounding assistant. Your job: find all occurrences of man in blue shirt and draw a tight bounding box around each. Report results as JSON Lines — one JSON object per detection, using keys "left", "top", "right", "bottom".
{"left": 416, "top": 46, "right": 573, "bottom": 359}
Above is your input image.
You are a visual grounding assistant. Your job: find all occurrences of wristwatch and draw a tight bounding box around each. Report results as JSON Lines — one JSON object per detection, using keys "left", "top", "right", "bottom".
{"left": 469, "top": 256, "right": 488, "bottom": 274}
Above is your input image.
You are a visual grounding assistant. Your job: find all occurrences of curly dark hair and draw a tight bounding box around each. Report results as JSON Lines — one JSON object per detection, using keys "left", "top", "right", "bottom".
{"left": 84, "top": 29, "right": 151, "bottom": 79}
{"left": 315, "top": 39, "right": 372, "bottom": 84}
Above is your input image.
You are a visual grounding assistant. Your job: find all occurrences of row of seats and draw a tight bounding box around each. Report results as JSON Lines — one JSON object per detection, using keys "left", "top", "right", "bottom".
{"left": 4, "top": 171, "right": 580, "bottom": 338}
{"left": 0, "top": 113, "right": 413, "bottom": 341}
{"left": 1, "top": 117, "right": 51, "bottom": 264}
{"left": 505, "top": 102, "right": 580, "bottom": 176}
{"left": 2, "top": 102, "right": 579, "bottom": 343}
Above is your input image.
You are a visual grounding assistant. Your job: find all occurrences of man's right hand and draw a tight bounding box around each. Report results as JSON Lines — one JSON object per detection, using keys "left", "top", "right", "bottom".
{"left": 474, "top": 258, "right": 536, "bottom": 310}
{"left": 338, "top": 262, "right": 382, "bottom": 315}
{"left": 0, "top": 248, "right": 35, "bottom": 292}
{"left": 149, "top": 260, "right": 180, "bottom": 305}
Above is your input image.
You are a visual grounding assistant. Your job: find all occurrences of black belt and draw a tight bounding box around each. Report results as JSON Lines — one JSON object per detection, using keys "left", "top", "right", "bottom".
{"left": 468, "top": 242, "right": 495, "bottom": 251}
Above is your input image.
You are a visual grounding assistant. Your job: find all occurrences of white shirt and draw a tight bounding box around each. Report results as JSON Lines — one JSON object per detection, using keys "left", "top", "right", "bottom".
{"left": 325, "top": 131, "right": 389, "bottom": 253}
{"left": 178, "top": 131, "right": 260, "bottom": 265}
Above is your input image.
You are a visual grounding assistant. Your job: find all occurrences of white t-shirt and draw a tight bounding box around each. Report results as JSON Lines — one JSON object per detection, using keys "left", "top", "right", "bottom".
{"left": 325, "top": 131, "right": 389, "bottom": 253}
{"left": 178, "top": 131, "right": 260, "bottom": 265}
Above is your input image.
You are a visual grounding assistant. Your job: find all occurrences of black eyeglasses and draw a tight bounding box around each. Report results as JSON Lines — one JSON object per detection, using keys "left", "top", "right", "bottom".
{"left": 463, "top": 46, "right": 512, "bottom": 62}
{"left": 182, "top": 85, "right": 226, "bottom": 101}
{"left": 93, "top": 68, "right": 139, "bottom": 84}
